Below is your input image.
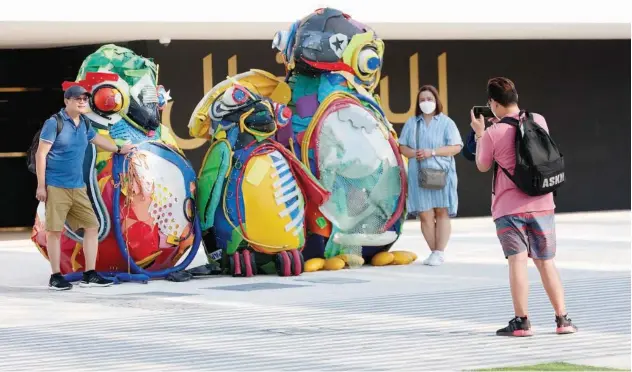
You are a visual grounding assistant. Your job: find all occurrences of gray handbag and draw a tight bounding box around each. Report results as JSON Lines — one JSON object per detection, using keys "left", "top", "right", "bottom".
{"left": 415, "top": 118, "right": 448, "bottom": 190}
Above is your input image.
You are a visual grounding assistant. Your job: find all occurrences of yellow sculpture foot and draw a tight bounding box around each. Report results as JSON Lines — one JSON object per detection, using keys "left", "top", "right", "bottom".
{"left": 304, "top": 258, "right": 325, "bottom": 272}
{"left": 307, "top": 251, "right": 417, "bottom": 271}
{"left": 339, "top": 254, "right": 365, "bottom": 268}
{"left": 391, "top": 250, "right": 418, "bottom": 265}
{"left": 323, "top": 256, "right": 346, "bottom": 270}
{"left": 371, "top": 251, "right": 394, "bottom": 266}
{"left": 304, "top": 254, "right": 366, "bottom": 272}
{"left": 371, "top": 250, "right": 418, "bottom": 266}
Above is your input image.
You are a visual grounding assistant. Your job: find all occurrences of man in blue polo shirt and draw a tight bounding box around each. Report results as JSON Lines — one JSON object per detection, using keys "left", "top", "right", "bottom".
{"left": 36, "top": 85, "right": 136, "bottom": 290}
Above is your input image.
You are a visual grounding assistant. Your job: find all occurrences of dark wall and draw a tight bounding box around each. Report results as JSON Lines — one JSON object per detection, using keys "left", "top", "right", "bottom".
{"left": 0, "top": 41, "right": 147, "bottom": 228}
{"left": 0, "top": 39, "right": 629, "bottom": 227}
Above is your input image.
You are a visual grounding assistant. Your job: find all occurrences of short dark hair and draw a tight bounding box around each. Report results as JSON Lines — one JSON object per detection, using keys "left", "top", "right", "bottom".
{"left": 487, "top": 77, "right": 519, "bottom": 106}
{"left": 415, "top": 84, "right": 443, "bottom": 116}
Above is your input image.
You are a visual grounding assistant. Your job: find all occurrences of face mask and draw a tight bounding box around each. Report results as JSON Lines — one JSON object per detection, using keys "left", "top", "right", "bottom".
{"left": 419, "top": 101, "right": 436, "bottom": 115}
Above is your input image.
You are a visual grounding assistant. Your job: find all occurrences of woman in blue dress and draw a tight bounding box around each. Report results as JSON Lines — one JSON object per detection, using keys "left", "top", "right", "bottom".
{"left": 398, "top": 85, "right": 463, "bottom": 266}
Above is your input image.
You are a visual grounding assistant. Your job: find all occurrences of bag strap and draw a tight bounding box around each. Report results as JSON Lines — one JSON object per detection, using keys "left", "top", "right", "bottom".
{"left": 498, "top": 116, "right": 519, "bottom": 126}
{"left": 499, "top": 109, "right": 532, "bottom": 126}
{"left": 492, "top": 112, "right": 524, "bottom": 194}
{"left": 54, "top": 113, "right": 63, "bottom": 135}
{"left": 80, "top": 114, "right": 93, "bottom": 133}
{"left": 45, "top": 113, "right": 64, "bottom": 145}
{"left": 493, "top": 161, "right": 518, "bottom": 195}
{"left": 50, "top": 113, "right": 94, "bottom": 141}
{"left": 415, "top": 117, "right": 421, "bottom": 170}
{"left": 415, "top": 116, "right": 448, "bottom": 172}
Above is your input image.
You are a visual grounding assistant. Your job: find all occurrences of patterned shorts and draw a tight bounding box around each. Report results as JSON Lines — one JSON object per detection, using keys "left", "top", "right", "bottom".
{"left": 494, "top": 210, "right": 556, "bottom": 260}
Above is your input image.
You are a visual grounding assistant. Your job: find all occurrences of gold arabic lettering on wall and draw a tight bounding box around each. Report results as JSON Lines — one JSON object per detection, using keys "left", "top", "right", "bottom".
{"left": 162, "top": 51, "right": 448, "bottom": 151}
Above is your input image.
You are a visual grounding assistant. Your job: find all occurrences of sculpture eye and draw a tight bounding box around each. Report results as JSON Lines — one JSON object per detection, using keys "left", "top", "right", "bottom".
{"left": 275, "top": 104, "right": 292, "bottom": 127}
{"left": 222, "top": 85, "right": 249, "bottom": 107}
{"left": 92, "top": 86, "right": 123, "bottom": 114}
{"left": 357, "top": 47, "right": 381, "bottom": 74}
{"left": 232, "top": 86, "right": 248, "bottom": 105}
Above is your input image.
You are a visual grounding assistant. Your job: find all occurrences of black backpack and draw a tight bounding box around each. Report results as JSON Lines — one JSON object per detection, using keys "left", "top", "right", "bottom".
{"left": 26, "top": 113, "right": 91, "bottom": 174}
{"left": 493, "top": 110, "right": 565, "bottom": 196}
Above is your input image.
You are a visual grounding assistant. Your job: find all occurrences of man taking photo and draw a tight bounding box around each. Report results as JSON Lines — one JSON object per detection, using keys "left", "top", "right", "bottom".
{"left": 36, "top": 85, "right": 136, "bottom": 290}
{"left": 470, "top": 77, "right": 577, "bottom": 337}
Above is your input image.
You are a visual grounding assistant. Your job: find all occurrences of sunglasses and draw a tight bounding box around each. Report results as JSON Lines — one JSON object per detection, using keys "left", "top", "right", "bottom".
{"left": 71, "top": 96, "right": 89, "bottom": 102}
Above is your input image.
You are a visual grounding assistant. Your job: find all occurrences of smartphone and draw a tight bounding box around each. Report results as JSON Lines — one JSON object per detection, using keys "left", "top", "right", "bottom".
{"left": 472, "top": 105, "right": 494, "bottom": 118}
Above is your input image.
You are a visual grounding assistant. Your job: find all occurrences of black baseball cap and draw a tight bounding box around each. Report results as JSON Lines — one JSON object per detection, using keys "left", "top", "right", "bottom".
{"left": 64, "top": 85, "right": 91, "bottom": 99}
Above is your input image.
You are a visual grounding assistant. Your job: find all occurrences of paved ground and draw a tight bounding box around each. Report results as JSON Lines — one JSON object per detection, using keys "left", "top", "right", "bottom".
{"left": 0, "top": 210, "right": 629, "bottom": 371}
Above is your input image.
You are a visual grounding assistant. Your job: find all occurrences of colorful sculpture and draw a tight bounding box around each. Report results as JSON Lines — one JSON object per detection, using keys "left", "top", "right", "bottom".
{"left": 271, "top": 8, "right": 417, "bottom": 271}
{"left": 31, "top": 44, "right": 201, "bottom": 282}
{"left": 186, "top": 70, "right": 330, "bottom": 277}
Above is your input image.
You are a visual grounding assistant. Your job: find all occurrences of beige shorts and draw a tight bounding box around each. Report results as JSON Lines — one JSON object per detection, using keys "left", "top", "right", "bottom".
{"left": 45, "top": 186, "right": 99, "bottom": 232}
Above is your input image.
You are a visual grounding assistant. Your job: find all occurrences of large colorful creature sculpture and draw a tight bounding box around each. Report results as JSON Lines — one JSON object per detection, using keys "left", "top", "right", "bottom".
{"left": 271, "top": 8, "right": 417, "bottom": 271}
{"left": 186, "top": 70, "right": 330, "bottom": 277}
{"left": 31, "top": 44, "right": 201, "bottom": 282}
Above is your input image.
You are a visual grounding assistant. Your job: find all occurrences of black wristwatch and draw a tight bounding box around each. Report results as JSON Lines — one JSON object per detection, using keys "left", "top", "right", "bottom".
{"left": 116, "top": 145, "right": 121, "bottom": 154}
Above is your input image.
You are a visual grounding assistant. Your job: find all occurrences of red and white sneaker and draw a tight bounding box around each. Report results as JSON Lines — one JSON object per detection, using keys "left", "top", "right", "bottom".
{"left": 556, "top": 314, "right": 578, "bottom": 334}
{"left": 496, "top": 316, "right": 534, "bottom": 337}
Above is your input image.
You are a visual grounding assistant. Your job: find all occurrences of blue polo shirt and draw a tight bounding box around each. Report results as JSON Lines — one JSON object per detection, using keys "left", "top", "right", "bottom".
{"left": 39, "top": 109, "right": 97, "bottom": 189}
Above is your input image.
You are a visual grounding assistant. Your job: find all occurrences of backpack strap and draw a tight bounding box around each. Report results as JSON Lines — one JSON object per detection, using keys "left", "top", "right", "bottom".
{"left": 80, "top": 114, "right": 92, "bottom": 133}
{"left": 493, "top": 159, "right": 519, "bottom": 195}
{"left": 498, "top": 116, "right": 519, "bottom": 126}
{"left": 499, "top": 110, "right": 532, "bottom": 126}
{"left": 52, "top": 113, "right": 95, "bottom": 140}
{"left": 54, "top": 113, "right": 63, "bottom": 136}
{"left": 491, "top": 112, "right": 524, "bottom": 194}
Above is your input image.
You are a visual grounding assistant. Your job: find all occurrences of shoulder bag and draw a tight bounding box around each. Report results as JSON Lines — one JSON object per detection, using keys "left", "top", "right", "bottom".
{"left": 415, "top": 117, "right": 448, "bottom": 190}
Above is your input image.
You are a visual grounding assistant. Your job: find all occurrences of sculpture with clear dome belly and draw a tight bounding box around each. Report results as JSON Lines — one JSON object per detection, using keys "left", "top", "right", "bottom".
{"left": 271, "top": 7, "right": 418, "bottom": 271}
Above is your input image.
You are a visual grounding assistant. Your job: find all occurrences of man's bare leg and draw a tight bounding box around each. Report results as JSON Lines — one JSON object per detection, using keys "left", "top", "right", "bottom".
{"left": 81, "top": 227, "right": 99, "bottom": 271}
{"left": 47, "top": 231, "right": 62, "bottom": 273}
{"left": 494, "top": 250, "right": 533, "bottom": 336}
{"left": 47, "top": 230, "right": 74, "bottom": 290}
{"left": 508, "top": 251, "right": 529, "bottom": 317}
{"left": 533, "top": 258, "right": 566, "bottom": 316}
{"left": 79, "top": 226, "right": 113, "bottom": 287}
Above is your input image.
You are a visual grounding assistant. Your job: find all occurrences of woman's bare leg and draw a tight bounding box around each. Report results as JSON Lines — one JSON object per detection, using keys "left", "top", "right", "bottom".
{"left": 434, "top": 207, "right": 451, "bottom": 252}
{"left": 419, "top": 210, "right": 436, "bottom": 252}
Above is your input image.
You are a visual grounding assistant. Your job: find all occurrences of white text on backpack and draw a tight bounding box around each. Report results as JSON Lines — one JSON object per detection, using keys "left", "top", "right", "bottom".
{"left": 542, "top": 173, "right": 565, "bottom": 188}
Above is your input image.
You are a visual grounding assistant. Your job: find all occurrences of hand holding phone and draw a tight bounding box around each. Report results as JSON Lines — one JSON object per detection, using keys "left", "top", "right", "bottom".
{"left": 470, "top": 108, "right": 487, "bottom": 136}
{"left": 471, "top": 106, "right": 494, "bottom": 118}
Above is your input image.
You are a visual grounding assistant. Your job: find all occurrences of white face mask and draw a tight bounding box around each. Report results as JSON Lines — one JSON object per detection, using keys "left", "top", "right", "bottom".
{"left": 419, "top": 101, "right": 436, "bottom": 115}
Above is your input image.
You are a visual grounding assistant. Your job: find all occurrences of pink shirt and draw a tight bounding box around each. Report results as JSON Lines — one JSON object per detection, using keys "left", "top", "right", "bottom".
{"left": 477, "top": 111, "right": 555, "bottom": 220}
